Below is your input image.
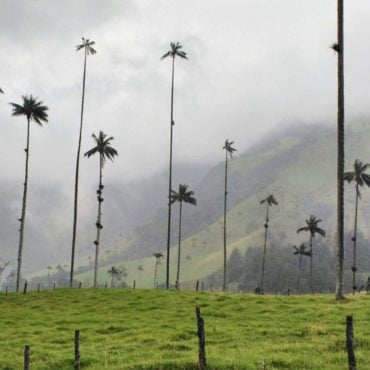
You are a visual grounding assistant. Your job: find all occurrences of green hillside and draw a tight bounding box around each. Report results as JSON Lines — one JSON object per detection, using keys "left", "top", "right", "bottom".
{"left": 1, "top": 289, "right": 369, "bottom": 369}
{"left": 72, "top": 120, "right": 370, "bottom": 289}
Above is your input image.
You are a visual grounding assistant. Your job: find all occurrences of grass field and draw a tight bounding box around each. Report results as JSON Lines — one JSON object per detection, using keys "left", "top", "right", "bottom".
{"left": 0, "top": 289, "right": 368, "bottom": 369}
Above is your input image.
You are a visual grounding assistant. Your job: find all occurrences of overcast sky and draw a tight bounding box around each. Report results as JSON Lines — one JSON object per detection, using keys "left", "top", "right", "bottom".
{"left": 1, "top": 0, "right": 370, "bottom": 188}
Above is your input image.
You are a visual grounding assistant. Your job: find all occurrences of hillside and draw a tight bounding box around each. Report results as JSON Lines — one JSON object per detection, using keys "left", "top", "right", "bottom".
{"left": 73, "top": 119, "right": 370, "bottom": 288}
{"left": 0, "top": 289, "right": 369, "bottom": 369}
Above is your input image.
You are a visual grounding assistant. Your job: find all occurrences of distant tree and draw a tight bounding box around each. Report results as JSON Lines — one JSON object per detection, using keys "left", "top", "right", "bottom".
{"left": 10, "top": 95, "right": 48, "bottom": 292}
{"left": 153, "top": 252, "right": 164, "bottom": 289}
{"left": 0, "top": 258, "right": 11, "bottom": 286}
{"left": 85, "top": 131, "right": 118, "bottom": 288}
{"left": 344, "top": 159, "right": 370, "bottom": 294}
{"left": 170, "top": 184, "right": 197, "bottom": 289}
{"left": 70, "top": 37, "right": 97, "bottom": 288}
{"left": 107, "top": 266, "right": 124, "bottom": 288}
{"left": 259, "top": 194, "right": 278, "bottom": 293}
{"left": 222, "top": 139, "right": 236, "bottom": 291}
{"left": 0, "top": 87, "right": 3, "bottom": 93}
{"left": 297, "top": 215, "right": 325, "bottom": 293}
{"left": 333, "top": 0, "right": 344, "bottom": 300}
{"left": 227, "top": 248, "right": 243, "bottom": 283}
{"left": 161, "top": 41, "right": 188, "bottom": 290}
{"left": 293, "top": 243, "right": 310, "bottom": 293}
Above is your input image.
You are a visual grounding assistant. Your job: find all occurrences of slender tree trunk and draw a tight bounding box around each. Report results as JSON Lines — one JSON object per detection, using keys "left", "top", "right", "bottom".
{"left": 154, "top": 259, "right": 159, "bottom": 289}
{"left": 166, "top": 56, "right": 175, "bottom": 289}
{"left": 93, "top": 154, "right": 103, "bottom": 288}
{"left": 297, "top": 254, "right": 302, "bottom": 293}
{"left": 175, "top": 201, "right": 183, "bottom": 290}
{"left": 310, "top": 234, "right": 313, "bottom": 293}
{"left": 352, "top": 182, "right": 359, "bottom": 294}
{"left": 110, "top": 274, "right": 114, "bottom": 288}
{"left": 16, "top": 117, "right": 30, "bottom": 292}
{"left": 70, "top": 48, "right": 88, "bottom": 288}
{"left": 336, "top": 0, "right": 345, "bottom": 300}
{"left": 260, "top": 204, "right": 270, "bottom": 293}
{"left": 223, "top": 151, "right": 228, "bottom": 292}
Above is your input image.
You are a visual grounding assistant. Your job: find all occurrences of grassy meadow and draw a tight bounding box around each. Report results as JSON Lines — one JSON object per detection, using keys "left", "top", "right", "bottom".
{"left": 0, "top": 289, "right": 368, "bottom": 369}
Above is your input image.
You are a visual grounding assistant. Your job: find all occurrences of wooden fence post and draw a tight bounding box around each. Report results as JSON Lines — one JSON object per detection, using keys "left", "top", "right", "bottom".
{"left": 53, "top": 282, "right": 56, "bottom": 290}
{"left": 196, "top": 280, "right": 199, "bottom": 291}
{"left": 24, "top": 345, "right": 30, "bottom": 370}
{"left": 196, "top": 306, "right": 206, "bottom": 369}
{"left": 133, "top": 280, "right": 136, "bottom": 290}
{"left": 201, "top": 282, "right": 204, "bottom": 291}
{"left": 74, "top": 330, "right": 80, "bottom": 370}
{"left": 6, "top": 286, "right": 8, "bottom": 295}
{"left": 79, "top": 282, "right": 82, "bottom": 289}
{"left": 210, "top": 283, "right": 213, "bottom": 292}
{"left": 346, "top": 315, "right": 356, "bottom": 370}
{"left": 37, "top": 283, "right": 40, "bottom": 293}
{"left": 23, "top": 281, "right": 28, "bottom": 294}
{"left": 105, "top": 281, "right": 108, "bottom": 289}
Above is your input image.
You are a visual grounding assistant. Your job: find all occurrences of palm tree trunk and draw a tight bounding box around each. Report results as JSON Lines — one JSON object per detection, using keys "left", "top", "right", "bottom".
{"left": 70, "top": 47, "right": 88, "bottom": 288}
{"left": 93, "top": 154, "right": 103, "bottom": 288}
{"left": 310, "top": 234, "right": 313, "bottom": 293}
{"left": 297, "top": 254, "right": 302, "bottom": 294}
{"left": 175, "top": 201, "right": 183, "bottom": 290}
{"left": 352, "top": 182, "right": 359, "bottom": 294}
{"left": 154, "top": 260, "right": 158, "bottom": 289}
{"left": 166, "top": 56, "right": 175, "bottom": 290}
{"left": 16, "top": 117, "right": 30, "bottom": 292}
{"left": 223, "top": 150, "right": 228, "bottom": 292}
{"left": 336, "top": 0, "right": 345, "bottom": 300}
{"left": 111, "top": 274, "right": 114, "bottom": 288}
{"left": 260, "top": 204, "right": 270, "bottom": 293}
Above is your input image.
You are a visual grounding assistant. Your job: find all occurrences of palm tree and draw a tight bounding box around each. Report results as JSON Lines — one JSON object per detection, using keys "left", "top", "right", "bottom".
{"left": 293, "top": 243, "right": 310, "bottom": 293}
{"left": 170, "top": 184, "right": 197, "bottom": 289}
{"left": 259, "top": 194, "right": 278, "bottom": 293}
{"left": 153, "top": 252, "right": 164, "bottom": 289}
{"left": 161, "top": 42, "right": 188, "bottom": 289}
{"left": 344, "top": 159, "right": 370, "bottom": 294}
{"left": 10, "top": 95, "right": 48, "bottom": 292}
{"left": 222, "top": 139, "right": 236, "bottom": 292}
{"left": 107, "top": 266, "right": 123, "bottom": 288}
{"left": 70, "top": 37, "right": 97, "bottom": 288}
{"left": 0, "top": 88, "right": 3, "bottom": 93}
{"left": 85, "top": 131, "right": 118, "bottom": 288}
{"left": 297, "top": 215, "right": 325, "bottom": 293}
{"left": 333, "top": 0, "right": 344, "bottom": 300}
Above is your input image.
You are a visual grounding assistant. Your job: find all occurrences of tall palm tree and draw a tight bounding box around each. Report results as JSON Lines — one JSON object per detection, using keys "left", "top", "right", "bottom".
{"left": 153, "top": 252, "right": 164, "bottom": 289}
{"left": 70, "top": 37, "right": 97, "bottom": 288}
{"left": 222, "top": 139, "right": 236, "bottom": 292}
{"left": 107, "top": 266, "right": 123, "bottom": 288}
{"left": 293, "top": 243, "right": 310, "bottom": 293}
{"left": 297, "top": 215, "right": 325, "bottom": 293}
{"left": 85, "top": 131, "right": 118, "bottom": 288}
{"left": 161, "top": 42, "right": 188, "bottom": 289}
{"left": 0, "top": 88, "right": 4, "bottom": 93}
{"left": 259, "top": 194, "right": 278, "bottom": 293}
{"left": 10, "top": 95, "right": 48, "bottom": 292}
{"left": 170, "top": 184, "right": 197, "bottom": 289}
{"left": 344, "top": 159, "right": 370, "bottom": 294}
{"left": 334, "top": 0, "right": 345, "bottom": 300}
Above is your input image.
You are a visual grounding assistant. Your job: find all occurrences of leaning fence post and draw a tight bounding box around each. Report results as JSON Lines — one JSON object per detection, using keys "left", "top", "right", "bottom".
{"left": 78, "top": 282, "right": 82, "bottom": 289}
{"left": 346, "top": 315, "right": 356, "bottom": 370}
{"left": 24, "top": 345, "right": 30, "bottom": 370}
{"left": 196, "top": 280, "right": 199, "bottom": 291}
{"left": 23, "top": 281, "right": 28, "bottom": 294}
{"left": 74, "top": 330, "right": 80, "bottom": 370}
{"left": 196, "top": 306, "right": 206, "bottom": 369}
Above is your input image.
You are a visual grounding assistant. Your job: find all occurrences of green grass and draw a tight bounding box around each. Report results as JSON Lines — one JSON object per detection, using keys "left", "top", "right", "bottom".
{"left": 0, "top": 289, "right": 369, "bottom": 369}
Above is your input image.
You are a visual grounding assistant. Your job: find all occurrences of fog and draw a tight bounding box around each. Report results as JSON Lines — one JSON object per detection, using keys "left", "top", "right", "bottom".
{"left": 1, "top": 1, "right": 370, "bottom": 272}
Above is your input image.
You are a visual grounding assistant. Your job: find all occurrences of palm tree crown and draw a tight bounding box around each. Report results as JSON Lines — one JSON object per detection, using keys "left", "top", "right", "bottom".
{"left": 76, "top": 37, "right": 97, "bottom": 55}
{"left": 223, "top": 139, "right": 237, "bottom": 158}
{"left": 161, "top": 42, "right": 188, "bottom": 60}
{"left": 293, "top": 243, "right": 311, "bottom": 257}
{"left": 170, "top": 184, "right": 197, "bottom": 205}
{"left": 260, "top": 194, "right": 278, "bottom": 207}
{"left": 10, "top": 95, "right": 49, "bottom": 124}
{"left": 84, "top": 131, "right": 118, "bottom": 161}
{"left": 297, "top": 215, "right": 326, "bottom": 238}
{"left": 344, "top": 159, "right": 370, "bottom": 196}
